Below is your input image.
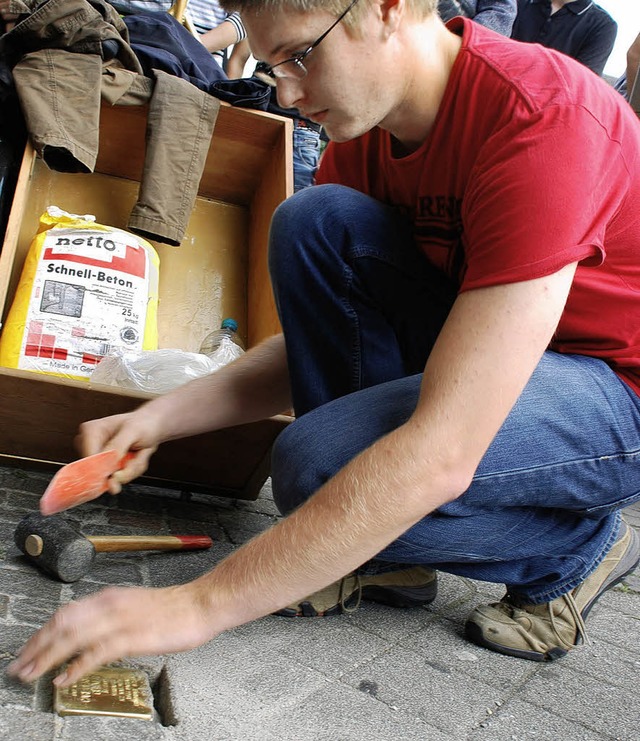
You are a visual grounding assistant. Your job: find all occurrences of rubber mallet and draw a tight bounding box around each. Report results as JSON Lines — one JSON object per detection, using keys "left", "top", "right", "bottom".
{"left": 14, "top": 513, "right": 213, "bottom": 583}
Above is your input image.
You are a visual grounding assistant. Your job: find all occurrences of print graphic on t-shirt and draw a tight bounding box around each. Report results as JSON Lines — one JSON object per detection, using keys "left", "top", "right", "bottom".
{"left": 415, "top": 195, "right": 465, "bottom": 281}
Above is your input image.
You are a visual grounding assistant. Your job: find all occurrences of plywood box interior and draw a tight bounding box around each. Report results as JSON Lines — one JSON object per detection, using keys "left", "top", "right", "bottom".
{"left": 0, "top": 102, "right": 293, "bottom": 498}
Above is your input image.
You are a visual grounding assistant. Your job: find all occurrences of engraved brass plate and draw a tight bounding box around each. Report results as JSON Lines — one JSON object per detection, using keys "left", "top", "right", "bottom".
{"left": 54, "top": 667, "right": 154, "bottom": 720}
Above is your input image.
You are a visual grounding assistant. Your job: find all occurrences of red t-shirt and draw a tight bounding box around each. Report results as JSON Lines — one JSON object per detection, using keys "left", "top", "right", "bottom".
{"left": 317, "top": 18, "right": 640, "bottom": 396}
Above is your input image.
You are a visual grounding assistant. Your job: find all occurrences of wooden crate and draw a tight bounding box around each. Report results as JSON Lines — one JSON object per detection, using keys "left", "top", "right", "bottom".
{"left": 0, "top": 102, "right": 293, "bottom": 499}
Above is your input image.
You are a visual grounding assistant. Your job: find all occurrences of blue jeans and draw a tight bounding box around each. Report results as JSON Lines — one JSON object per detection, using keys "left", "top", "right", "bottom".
{"left": 292, "top": 126, "right": 320, "bottom": 192}
{"left": 268, "top": 185, "right": 640, "bottom": 604}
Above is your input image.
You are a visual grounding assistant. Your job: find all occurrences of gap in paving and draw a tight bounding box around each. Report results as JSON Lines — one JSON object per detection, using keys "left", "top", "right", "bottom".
{"left": 153, "top": 664, "right": 179, "bottom": 727}
{"left": 34, "top": 672, "right": 55, "bottom": 713}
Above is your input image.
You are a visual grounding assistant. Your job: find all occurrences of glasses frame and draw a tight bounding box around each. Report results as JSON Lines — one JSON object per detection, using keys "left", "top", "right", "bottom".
{"left": 265, "top": 0, "right": 361, "bottom": 80}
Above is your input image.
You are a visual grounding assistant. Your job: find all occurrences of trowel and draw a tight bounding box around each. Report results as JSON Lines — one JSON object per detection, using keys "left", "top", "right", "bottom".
{"left": 39, "top": 450, "right": 136, "bottom": 516}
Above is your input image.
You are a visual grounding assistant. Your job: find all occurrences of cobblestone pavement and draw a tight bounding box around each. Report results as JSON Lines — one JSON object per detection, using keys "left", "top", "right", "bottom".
{"left": 1, "top": 464, "right": 638, "bottom": 740}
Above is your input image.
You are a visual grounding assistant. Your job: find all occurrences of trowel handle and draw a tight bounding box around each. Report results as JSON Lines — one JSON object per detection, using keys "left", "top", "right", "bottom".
{"left": 87, "top": 535, "right": 213, "bottom": 553}
{"left": 118, "top": 451, "right": 138, "bottom": 469}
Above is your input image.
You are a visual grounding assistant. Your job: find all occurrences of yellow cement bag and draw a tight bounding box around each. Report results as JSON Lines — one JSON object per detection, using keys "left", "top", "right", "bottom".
{"left": 0, "top": 207, "right": 160, "bottom": 381}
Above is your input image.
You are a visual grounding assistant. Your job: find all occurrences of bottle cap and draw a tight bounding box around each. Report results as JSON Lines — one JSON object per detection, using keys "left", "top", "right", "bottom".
{"left": 221, "top": 318, "right": 238, "bottom": 332}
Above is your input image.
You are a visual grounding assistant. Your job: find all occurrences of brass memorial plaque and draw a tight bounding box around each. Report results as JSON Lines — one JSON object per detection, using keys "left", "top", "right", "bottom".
{"left": 54, "top": 667, "right": 154, "bottom": 720}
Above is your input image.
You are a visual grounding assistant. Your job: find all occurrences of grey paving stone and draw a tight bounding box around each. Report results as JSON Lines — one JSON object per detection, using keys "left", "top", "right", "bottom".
{"left": 165, "top": 637, "right": 330, "bottom": 734}
{"left": 400, "top": 617, "right": 538, "bottom": 691}
{"left": 585, "top": 604, "right": 640, "bottom": 654}
{"left": 75, "top": 521, "right": 161, "bottom": 538}
{"left": 620, "top": 571, "right": 640, "bottom": 591}
{"left": 469, "top": 697, "right": 618, "bottom": 741}
{"left": 0, "top": 467, "right": 50, "bottom": 495}
{"left": 258, "top": 477, "right": 274, "bottom": 497}
{"left": 0, "top": 655, "right": 38, "bottom": 709}
{"left": 0, "top": 504, "right": 43, "bottom": 525}
{"left": 59, "top": 715, "right": 174, "bottom": 740}
{"left": 0, "top": 567, "right": 63, "bottom": 602}
{"left": 216, "top": 510, "right": 276, "bottom": 544}
{"left": 345, "top": 599, "right": 438, "bottom": 642}
{"left": 126, "top": 482, "right": 185, "bottom": 502}
{"left": 0, "top": 465, "right": 638, "bottom": 741}
{"left": 516, "top": 665, "right": 638, "bottom": 739}
{"left": 231, "top": 613, "right": 394, "bottom": 680}
{"left": 60, "top": 508, "right": 112, "bottom": 531}
{"left": 1, "top": 548, "right": 38, "bottom": 574}
{"left": 115, "top": 488, "right": 170, "bottom": 514}
{"left": 560, "top": 637, "right": 640, "bottom": 695}
{"left": 6, "top": 488, "right": 44, "bottom": 509}
{"left": 145, "top": 543, "right": 235, "bottom": 587}
{"left": 604, "top": 588, "right": 640, "bottom": 616}
{"left": 337, "top": 565, "right": 474, "bottom": 644}
{"left": 0, "top": 707, "right": 55, "bottom": 740}
{"left": 0, "top": 622, "right": 40, "bottom": 658}
{"left": 0, "top": 626, "right": 53, "bottom": 710}
{"left": 10, "top": 596, "right": 60, "bottom": 627}
{"left": 622, "top": 503, "right": 640, "bottom": 529}
{"left": 341, "top": 645, "right": 505, "bottom": 737}
{"left": 68, "top": 579, "right": 110, "bottom": 601}
{"left": 260, "top": 681, "right": 450, "bottom": 741}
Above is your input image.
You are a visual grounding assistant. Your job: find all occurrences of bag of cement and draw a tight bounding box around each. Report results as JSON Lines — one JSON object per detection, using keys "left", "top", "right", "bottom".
{"left": 0, "top": 207, "right": 160, "bottom": 381}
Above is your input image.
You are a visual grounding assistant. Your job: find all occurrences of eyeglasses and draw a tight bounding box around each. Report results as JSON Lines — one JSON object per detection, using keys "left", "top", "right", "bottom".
{"left": 264, "top": 0, "right": 361, "bottom": 80}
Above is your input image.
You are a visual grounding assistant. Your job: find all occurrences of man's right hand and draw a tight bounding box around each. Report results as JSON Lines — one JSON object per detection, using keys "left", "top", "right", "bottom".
{"left": 76, "top": 411, "right": 161, "bottom": 493}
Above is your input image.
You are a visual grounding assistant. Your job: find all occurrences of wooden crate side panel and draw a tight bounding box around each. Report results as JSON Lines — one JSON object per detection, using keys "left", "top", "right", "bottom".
{"left": 247, "top": 118, "right": 293, "bottom": 347}
{"left": 0, "top": 143, "right": 36, "bottom": 321}
{"left": 0, "top": 367, "right": 289, "bottom": 496}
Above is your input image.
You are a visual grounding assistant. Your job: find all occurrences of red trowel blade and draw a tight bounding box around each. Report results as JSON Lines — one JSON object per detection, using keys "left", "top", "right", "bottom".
{"left": 40, "top": 450, "right": 131, "bottom": 515}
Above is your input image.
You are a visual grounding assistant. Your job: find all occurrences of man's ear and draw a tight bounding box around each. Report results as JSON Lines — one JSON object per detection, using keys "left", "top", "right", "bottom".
{"left": 378, "top": 0, "right": 405, "bottom": 35}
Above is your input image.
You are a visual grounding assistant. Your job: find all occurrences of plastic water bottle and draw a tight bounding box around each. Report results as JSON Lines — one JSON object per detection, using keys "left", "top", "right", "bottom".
{"left": 199, "top": 318, "right": 245, "bottom": 357}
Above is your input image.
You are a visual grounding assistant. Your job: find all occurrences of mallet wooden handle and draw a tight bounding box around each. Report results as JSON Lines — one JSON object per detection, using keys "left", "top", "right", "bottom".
{"left": 87, "top": 535, "right": 213, "bottom": 553}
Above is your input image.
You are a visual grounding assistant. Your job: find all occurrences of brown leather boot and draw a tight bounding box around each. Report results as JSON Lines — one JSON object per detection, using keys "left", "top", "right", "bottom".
{"left": 465, "top": 522, "right": 639, "bottom": 661}
{"left": 276, "top": 565, "right": 438, "bottom": 617}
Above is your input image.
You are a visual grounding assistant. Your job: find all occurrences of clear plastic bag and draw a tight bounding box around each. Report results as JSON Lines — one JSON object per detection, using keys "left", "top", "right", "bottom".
{"left": 90, "top": 339, "right": 244, "bottom": 394}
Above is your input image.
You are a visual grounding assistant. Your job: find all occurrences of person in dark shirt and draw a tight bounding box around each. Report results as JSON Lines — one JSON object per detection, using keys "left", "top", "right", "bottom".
{"left": 511, "top": 0, "right": 617, "bottom": 76}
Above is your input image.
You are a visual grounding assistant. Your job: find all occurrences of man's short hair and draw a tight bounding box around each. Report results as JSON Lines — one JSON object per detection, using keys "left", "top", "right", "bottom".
{"left": 218, "top": 0, "right": 438, "bottom": 27}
